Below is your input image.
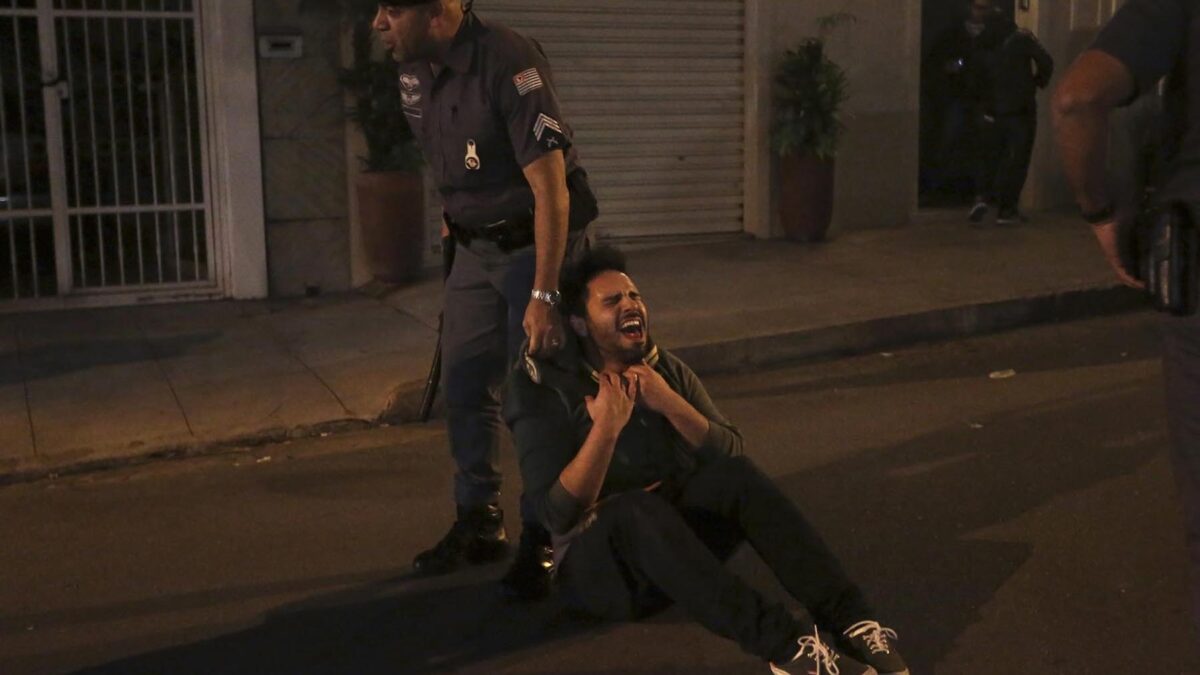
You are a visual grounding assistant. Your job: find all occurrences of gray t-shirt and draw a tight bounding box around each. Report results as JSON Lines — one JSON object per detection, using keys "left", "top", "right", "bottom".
{"left": 1093, "top": 0, "right": 1200, "bottom": 201}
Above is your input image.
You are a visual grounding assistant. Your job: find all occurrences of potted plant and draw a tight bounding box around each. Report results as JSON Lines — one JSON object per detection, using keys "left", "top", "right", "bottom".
{"left": 771, "top": 12, "right": 854, "bottom": 242}
{"left": 302, "top": 0, "right": 426, "bottom": 283}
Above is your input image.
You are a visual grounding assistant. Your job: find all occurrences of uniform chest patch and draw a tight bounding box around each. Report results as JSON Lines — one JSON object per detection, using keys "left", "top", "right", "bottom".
{"left": 399, "top": 73, "right": 420, "bottom": 91}
{"left": 513, "top": 67, "right": 544, "bottom": 96}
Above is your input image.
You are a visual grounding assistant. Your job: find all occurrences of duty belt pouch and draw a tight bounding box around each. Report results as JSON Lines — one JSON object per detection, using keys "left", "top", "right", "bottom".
{"left": 1138, "top": 201, "right": 1200, "bottom": 316}
{"left": 567, "top": 168, "right": 600, "bottom": 231}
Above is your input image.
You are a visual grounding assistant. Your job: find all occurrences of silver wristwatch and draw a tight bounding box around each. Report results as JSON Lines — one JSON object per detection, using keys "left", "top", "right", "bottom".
{"left": 530, "top": 289, "right": 561, "bottom": 307}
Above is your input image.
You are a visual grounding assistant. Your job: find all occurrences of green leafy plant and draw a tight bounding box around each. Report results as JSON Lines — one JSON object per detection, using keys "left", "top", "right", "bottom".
{"left": 771, "top": 12, "right": 855, "bottom": 160}
{"left": 300, "top": 0, "right": 423, "bottom": 172}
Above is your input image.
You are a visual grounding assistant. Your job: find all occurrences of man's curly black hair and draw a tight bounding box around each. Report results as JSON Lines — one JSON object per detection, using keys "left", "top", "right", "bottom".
{"left": 560, "top": 245, "right": 628, "bottom": 318}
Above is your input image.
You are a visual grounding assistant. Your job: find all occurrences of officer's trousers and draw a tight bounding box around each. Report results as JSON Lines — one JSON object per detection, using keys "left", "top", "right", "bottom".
{"left": 1164, "top": 313, "right": 1200, "bottom": 639}
{"left": 556, "top": 455, "right": 874, "bottom": 664}
{"left": 442, "top": 233, "right": 588, "bottom": 522}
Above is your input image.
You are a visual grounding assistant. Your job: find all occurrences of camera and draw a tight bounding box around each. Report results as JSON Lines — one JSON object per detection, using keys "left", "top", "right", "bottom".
{"left": 1136, "top": 201, "right": 1200, "bottom": 316}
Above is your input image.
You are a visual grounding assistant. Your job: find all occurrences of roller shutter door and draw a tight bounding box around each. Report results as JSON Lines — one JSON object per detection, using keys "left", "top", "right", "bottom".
{"left": 425, "top": 0, "right": 745, "bottom": 242}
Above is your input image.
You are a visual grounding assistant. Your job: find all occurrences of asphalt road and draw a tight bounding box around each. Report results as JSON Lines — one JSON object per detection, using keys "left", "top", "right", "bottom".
{"left": 1, "top": 312, "right": 1197, "bottom": 674}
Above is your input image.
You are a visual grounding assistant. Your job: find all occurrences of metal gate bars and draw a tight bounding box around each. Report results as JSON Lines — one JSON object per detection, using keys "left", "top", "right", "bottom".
{"left": 0, "top": 0, "right": 214, "bottom": 306}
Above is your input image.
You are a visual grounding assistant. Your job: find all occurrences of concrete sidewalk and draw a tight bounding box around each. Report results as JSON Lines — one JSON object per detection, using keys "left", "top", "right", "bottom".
{"left": 0, "top": 212, "right": 1142, "bottom": 481}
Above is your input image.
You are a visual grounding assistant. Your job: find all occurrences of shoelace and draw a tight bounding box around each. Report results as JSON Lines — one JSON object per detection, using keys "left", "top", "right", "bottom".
{"left": 796, "top": 626, "right": 841, "bottom": 675}
{"left": 844, "top": 620, "right": 898, "bottom": 655}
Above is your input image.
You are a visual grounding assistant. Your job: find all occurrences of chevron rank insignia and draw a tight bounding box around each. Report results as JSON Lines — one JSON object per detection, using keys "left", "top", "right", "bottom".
{"left": 513, "top": 67, "right": 544, "bottom": 96}
{"left": 533, "top": 113, "right": 563, "bottom": 142}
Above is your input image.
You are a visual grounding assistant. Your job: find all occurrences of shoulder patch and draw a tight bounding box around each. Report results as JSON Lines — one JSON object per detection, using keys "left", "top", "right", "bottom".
{"left": 513, "top": 67, "right": 544, "bottom": 96}
{"left": 533, "top": 113, "right": 562, "bottom": 141}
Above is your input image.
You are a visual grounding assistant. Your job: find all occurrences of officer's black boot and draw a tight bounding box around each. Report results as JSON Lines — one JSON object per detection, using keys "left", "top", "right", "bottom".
{"left": 413, "top": 504, "right": 509, "bottom": 576}
{"left": 499, "top": 522, "right": 554, "bottom": 601}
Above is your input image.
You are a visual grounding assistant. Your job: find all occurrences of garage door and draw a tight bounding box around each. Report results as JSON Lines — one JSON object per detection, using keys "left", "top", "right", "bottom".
{"left": 425, "top": 0, "right": 746, "bottom": 242}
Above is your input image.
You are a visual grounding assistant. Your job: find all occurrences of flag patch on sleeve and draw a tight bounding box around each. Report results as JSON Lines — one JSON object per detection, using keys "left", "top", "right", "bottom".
{"left": 533, "top": 113, "right": 563, "bottom": 141}
{"left": 513, "top": 67, "right": 544, "bottom": 96}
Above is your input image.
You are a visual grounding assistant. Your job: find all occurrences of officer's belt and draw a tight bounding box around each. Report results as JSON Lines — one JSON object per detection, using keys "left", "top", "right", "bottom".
{"left": 446, "top": 211, "right": 535, "bottom": 253}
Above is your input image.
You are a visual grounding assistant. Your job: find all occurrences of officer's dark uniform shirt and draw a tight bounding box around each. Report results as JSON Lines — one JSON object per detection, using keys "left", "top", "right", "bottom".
{"left": 398, "top": 11, "right": 581, "bottom": 228}
{"left": 1094, "top": 0, "right": 1200, "bottom": 201}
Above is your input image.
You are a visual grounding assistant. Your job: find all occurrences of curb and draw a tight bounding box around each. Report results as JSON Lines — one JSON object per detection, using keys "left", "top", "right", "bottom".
{"left": 673, "top": 285, "right": 1146, "bottom": 376}
{"left": 0, "top": 285, "right": 1146, "bottom": 487}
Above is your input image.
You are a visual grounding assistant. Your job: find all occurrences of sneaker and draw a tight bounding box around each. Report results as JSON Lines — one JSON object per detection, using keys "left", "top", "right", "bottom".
{"left": 837, "top": 621, "right": 909, "bottom": 675}
{"left": 996, "top": 207, "right": 1027, "bottom": 225}
{"left": 412, "top": 504, "right": 509, "bottom": 576}
{"left": 770, "top": 626, "right": 877, "bottom": 675}
{"left": 968, "top": 201, "right": 990, "bottom": 223}
{"left": 499, "top": 523, "right": 554, "bottom": 601}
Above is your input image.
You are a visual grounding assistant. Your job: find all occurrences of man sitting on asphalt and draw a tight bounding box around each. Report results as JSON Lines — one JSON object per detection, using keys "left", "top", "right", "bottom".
{"left": 502, "top": 246, "right": 909, "bottom": 675}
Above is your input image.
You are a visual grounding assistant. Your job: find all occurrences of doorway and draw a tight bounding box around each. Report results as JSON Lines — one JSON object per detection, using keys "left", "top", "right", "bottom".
{"left": 918, "top": 0, "right": 1016, "bottom": 210}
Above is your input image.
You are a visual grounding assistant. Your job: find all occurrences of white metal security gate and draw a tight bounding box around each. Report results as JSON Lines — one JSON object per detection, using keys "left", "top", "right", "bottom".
{"left": 0, "top": 0, "right": 216, "bottom": 308}
{"left": 425, "top": 0, "right": 747, "bottom": 241}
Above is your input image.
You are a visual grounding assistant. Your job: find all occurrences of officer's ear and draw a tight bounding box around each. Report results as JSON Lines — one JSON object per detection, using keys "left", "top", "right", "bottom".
{"left": 568, "top": 314, "right": 588, "bottom": 338}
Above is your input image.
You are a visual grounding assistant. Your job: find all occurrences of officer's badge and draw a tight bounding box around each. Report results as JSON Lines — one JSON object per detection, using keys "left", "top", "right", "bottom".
{"left": 464, "top": 139, "right": 481, "bottom": 171}
{"left": 399, "top": 73, "right": 420, "bottom": 91}
{"left": 401, "top": 91, "right": 421, "bottom": 107}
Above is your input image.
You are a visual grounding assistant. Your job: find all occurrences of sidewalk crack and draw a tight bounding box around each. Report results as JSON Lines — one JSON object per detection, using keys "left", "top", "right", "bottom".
{"left": 135, "top": 317, "right": 196, "bottom": 438}
{"left": 13, "top": 321, "right": 38, "bottom": 457}
{"left": 264, "top": 324, "right": 355, "bottom": 418}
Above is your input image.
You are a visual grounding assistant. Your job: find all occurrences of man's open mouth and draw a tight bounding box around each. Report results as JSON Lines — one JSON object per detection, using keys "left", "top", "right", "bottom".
{"left": 618, "top": 314, "right": 645, "bottom": 341}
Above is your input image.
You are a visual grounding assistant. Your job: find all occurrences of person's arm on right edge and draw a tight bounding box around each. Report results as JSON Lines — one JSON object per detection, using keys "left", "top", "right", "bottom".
{"left": 1053, "top": 0, "right": 1187, "bottom": 289}
{"left": 558, "top": 372, "right": 636, "bottom": 508}
{"left": 1052, "top": 50, "right": 1143, "bottom": 288}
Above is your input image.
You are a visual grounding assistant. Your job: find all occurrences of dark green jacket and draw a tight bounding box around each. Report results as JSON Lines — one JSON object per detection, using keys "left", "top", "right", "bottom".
{"left": 502, "top": 338, "right": 743, "bottom": 537}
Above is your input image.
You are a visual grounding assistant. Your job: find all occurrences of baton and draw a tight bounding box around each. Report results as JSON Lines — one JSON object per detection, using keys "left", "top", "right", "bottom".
{"left": 418, "top": 234, "right": 456, "bottom": 422}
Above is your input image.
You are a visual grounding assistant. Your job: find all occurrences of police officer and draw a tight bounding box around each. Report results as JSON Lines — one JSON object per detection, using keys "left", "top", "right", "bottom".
{"left": 372, "top": 0, "right": 597, "bottom": 599}
{"left": 1053, "top": 0, "right": 1200, "bottom": 638}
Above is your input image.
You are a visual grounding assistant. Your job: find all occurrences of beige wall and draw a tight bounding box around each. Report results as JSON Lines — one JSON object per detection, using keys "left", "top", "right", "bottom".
{"left": 1020, "top": 0, "right": 1135, "bottom": 212}
{"left": 254, "top": 0, "right": 351, "bottom": 297}
{"left": 747, "top": 0, "right": 923, "bottom": 238}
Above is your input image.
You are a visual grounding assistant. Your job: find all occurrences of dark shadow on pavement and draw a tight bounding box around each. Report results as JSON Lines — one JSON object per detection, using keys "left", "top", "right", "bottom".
{"left": 772, "top": 378, "right": 1172, "bottom": 672}
{"left": 0, "top": 333, "right": 218, "bottom": 386}
{"left": 68, "top": 571, "right": 603, "bottom": 675}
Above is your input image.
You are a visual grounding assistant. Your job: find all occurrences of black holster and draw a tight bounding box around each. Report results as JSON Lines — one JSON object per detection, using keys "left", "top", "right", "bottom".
{"left": 1137, "top": 201, "right": 1200, "bottom": 316}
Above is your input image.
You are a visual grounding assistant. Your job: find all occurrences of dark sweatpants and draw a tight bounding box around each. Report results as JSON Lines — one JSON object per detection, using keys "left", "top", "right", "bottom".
{"left": 555, "top": 455, "right": 873, "bottom": 664}
{"left": 975, "top": 112, "right": 1037, "bottom": 211}
{"left": 1164, "top": 313, "right": 1200, "bottom": 638}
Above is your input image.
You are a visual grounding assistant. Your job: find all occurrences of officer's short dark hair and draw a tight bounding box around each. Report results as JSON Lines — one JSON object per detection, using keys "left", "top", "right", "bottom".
{"left": 378, "top": 0, "right": 439, "bottom": 8}
{"left": 561, "top": 245, "right": 628, "bottom": 318}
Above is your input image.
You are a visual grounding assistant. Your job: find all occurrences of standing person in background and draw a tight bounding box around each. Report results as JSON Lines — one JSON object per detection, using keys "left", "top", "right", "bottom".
{"left": 925, "top": 0, "right": 1002, "bottom": 198}
{"left": 373, "top": 0, "right": 598, "bottom": 600}
{"left": 971, "top": 7, "right": 1054, "bottom": 225}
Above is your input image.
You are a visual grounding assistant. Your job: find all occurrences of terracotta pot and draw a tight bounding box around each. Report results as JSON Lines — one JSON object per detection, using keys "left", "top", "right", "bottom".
{"left": 355, "top": 170, "right": 425, "bottom": 283}
{"left": 779, "top": 153, "right": 835, "bottom": 242}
